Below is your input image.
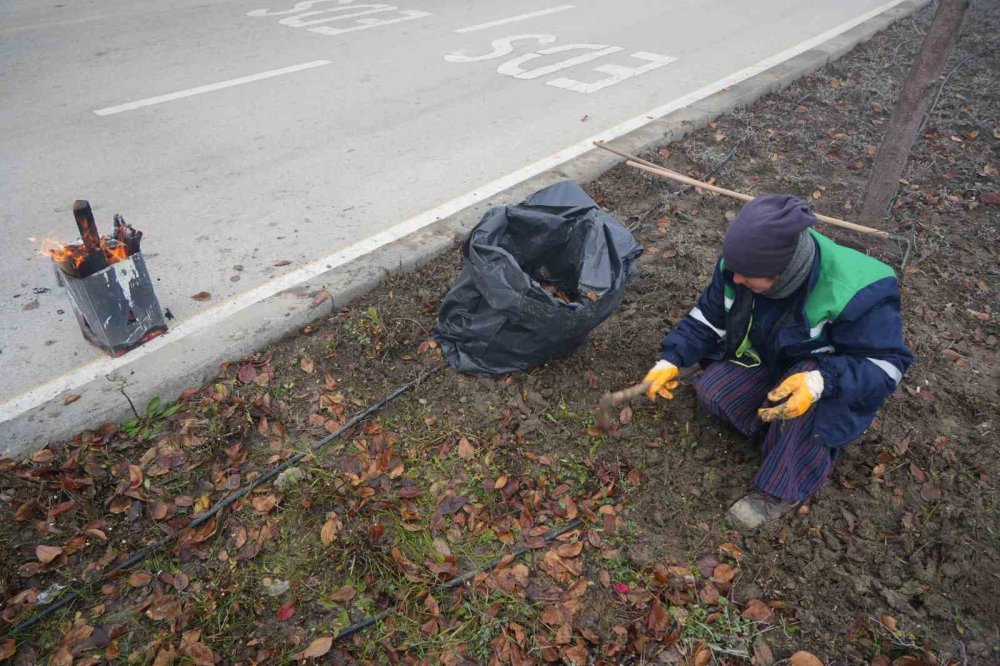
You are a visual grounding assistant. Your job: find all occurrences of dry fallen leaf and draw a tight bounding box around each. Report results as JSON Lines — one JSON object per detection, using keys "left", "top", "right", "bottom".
{"left": 619, "top": 405, "right": 633, "bottom": 425}
{"left": 128, "top": 464, "right": 144, "bottom": 488}
{"left": 251, "top": 494, "right": 277, "bottom": 513}
{"left": 980, "top": 191, "right": 1000, "bottom": 206}
{"left": 920, "top": 483, "right": 942, "bottom": 502}
{"left": 277, "top": 600, "right": 295, "bottom": 621}
{"left": 880, "top": 614, "right": 898, "bottom": 632}
{"left": 180, "top": 631, "right": 215, "bottom": 666}
{"left": 494, "top": 475, "right": 509, "bottom": 490}
{"left": 128, "top": 571, "right": 154, "bottom": 587}
{"left": 321, "top": 518, "right": 339, "bottom": 546}
{"left": 719, "top": 542, "right": 744, "bottom": 562}
{"left": 693, "top": 643, "right": 712, "bottom": 666}
{"left": 149, "top": 500, "right": 168, "bottom": 522}
{"left": 561, "top": 644, "right": 588, "bottom": 665}
{"left": 190, "top": 291, "right": 211, "bottom": 301}
{"left": 36, "top": 545, "right": 63, "bottom": 564}
{"left": 457, "top": 437, "right": 475, "bottom": 460}
{"left": 741, "top": 599, "right": 775, "bottom": 623}
{"left": 330, "top": 585, "right": 357, "bottom": 603}
{"left": 31, "top": 449, "right": 55, "bottom": 463}
{"left": 311, "top": 290, "right": 331, "bottom": 308}
{"left": 0, "top": 638, "right": 15, "bottom": 660}
{"left": 237, "top": 364, "right": 258, "bottom": 384}
{"left": 556, "top": 542, "right": 584, "bottom": 558}
{"left": 890, "top": 657, "right": 925, "bottom": 666}
{"left": 300, "top": 356, "right": 315, "bottom": 374}
{"left": 712, "top": 563, "right": 738, "bottom": 584}
{"left": 753, "top": 640, "right": 774, "bottom": 666}
{"left": 63, "top": 394, "right": 81, "bottom": 405}
{"left": 146, "top": 594, "right": 183, "bottom": 621}
{"left": 15, "top": 500, "right": 42, "bottom": 521}
{"left": 293, "top": 636, "right": 332, "bottom": 660}
{"left": 789, "top": 651, "right": 824, "bottom": 666}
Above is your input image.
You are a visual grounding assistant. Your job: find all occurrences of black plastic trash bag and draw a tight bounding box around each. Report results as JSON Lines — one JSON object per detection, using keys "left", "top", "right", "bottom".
{"left": 434, "top": 180, "right": 643, "bottom": 374}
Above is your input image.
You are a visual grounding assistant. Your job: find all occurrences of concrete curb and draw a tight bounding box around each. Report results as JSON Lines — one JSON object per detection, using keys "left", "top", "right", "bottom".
{"left": 0, "top": 0, "right": 929, "bottom": 458}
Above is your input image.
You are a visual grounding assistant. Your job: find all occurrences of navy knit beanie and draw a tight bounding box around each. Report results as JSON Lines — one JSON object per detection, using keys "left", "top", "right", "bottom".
{"left": 723, "top": 195, "right": 816, "bottom": 277}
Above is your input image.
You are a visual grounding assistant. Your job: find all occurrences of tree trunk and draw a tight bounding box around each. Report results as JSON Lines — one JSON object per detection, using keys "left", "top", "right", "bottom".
{"left": 859, "top": 0, "right": 970, "bottom": 226}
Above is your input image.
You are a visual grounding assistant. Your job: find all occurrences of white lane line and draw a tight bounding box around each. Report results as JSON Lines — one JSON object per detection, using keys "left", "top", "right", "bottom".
{"left": 453, "top": 5, "right": 575, "bottom": 33}
{"left": 93, "top": 60, "right": 331, "bottom": 116}
{"left": 4, "top": 0, "right": 909, "bottom": 421}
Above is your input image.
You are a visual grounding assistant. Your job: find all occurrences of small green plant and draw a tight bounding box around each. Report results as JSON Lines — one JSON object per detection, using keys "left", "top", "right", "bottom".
{"left": 680, "top": 598, "right": 771, "bottom": 659}
{"left": 121, "top": 396, "right": 180, "bottom": 439}
{"left": 342, "top": 306, "right": 386, "bottom": 355}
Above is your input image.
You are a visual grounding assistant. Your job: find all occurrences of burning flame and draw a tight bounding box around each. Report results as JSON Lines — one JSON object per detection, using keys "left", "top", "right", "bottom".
{"left": 39, "top": 235, "right": 129, "bottom": 272}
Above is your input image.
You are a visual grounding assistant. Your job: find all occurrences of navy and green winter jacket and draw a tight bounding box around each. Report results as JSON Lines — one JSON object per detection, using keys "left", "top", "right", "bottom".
{"left": 660, "top": 229, "right": 913, "bottom": 447}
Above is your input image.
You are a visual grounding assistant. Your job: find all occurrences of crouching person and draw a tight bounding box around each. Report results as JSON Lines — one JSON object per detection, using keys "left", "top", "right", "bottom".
{"left": 644, "top": 195, "right": 913, "bottom": 530}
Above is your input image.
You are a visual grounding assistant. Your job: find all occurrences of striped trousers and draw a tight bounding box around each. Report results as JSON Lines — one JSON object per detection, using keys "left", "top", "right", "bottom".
{"left": 693, "top": 359, "right": 833, "bottom": 502}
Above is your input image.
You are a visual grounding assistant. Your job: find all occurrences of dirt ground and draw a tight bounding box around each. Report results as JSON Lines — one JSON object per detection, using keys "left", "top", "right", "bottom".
{"left": 2, "top": 1, "right": 998, "bottom": 664}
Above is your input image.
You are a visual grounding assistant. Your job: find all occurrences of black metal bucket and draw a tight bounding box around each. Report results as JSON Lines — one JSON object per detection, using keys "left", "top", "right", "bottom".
{"left": 56, "top": 248, "right": 167, "bottom": 356}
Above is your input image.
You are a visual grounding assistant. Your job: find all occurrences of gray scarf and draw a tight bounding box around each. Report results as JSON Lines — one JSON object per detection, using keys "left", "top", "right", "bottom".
{"left": 764, "top": 230, "right": 815, "bottom": 299}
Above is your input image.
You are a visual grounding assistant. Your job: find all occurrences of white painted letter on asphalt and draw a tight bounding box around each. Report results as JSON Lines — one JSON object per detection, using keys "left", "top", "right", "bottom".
{"left": 446, "top": 35, "right": 677, "bottom": 94}
{"left": 248, "top": 0, "right": 346, "bottom": 18}
{"left": 548, "top": 51, "right": 679, "bottom": 94}
{"left": 279, "top": 5, "right": 396, "bottom": 28}
{"left": 444, "top": 34, "right": 557, "bottom": 63}
{"left": 498, "top": 44, "right": 624, "bottom": 80}
{"left": 307, "top": 9, "right": 430, "bottom": 35}
{"left": 249, "top": 0, "right": 430, "bottom": 35}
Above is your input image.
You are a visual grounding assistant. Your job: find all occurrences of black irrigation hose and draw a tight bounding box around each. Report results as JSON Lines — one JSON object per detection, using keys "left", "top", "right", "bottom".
{"left": 5, "top": 367, "right": 440, "bottom": 637}
{"left": 333, "top": 518, "right": 584, "bottom": 644}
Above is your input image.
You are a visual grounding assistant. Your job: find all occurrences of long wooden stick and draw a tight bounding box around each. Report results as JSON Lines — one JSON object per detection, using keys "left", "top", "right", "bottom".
{"left": 594, "top": 141, "right": 891, "bottom": 239}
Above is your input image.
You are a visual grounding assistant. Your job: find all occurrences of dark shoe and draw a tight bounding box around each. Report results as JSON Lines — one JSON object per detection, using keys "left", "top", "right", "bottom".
{"left": 727, "top": 491, "right": 799, "bottom": 531}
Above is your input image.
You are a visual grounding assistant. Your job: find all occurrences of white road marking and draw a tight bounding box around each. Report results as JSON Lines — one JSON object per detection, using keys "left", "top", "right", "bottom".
{"left": 93, "top": 60, "right": 331, "bottom": 116}
{"left": 547, "top": 51, "right": 679, "bottom": 94}
{"left": 453, "top": 5, "right": 575, "bottom": 33}
{"left": 4, "top": 0, "right": 909, "bottom": 422}
{"left": 445, "top": 37, "right": 678, "bottom": 94}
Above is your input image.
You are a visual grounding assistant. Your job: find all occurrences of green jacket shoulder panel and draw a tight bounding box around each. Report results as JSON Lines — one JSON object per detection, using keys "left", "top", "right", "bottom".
{"left": 804, "top": 229, "right": 896, "bottom": 332}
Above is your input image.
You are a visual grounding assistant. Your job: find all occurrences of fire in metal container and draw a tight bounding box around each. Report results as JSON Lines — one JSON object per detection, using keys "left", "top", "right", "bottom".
{"left": 42, "top": 200, "right": 167, "bottom": 356}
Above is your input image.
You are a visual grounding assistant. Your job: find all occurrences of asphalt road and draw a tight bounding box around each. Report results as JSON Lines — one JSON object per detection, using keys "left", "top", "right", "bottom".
{"left": 1, "top": 0, "right": 901, "bottom": 403}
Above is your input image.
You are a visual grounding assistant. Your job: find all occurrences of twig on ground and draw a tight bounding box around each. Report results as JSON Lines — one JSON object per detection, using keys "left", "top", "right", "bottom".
{"left": 922, "top": 47, "right": 992, "bottom": 133}
{"left": 392, "top": 317, "right": 431, "bottom": 336}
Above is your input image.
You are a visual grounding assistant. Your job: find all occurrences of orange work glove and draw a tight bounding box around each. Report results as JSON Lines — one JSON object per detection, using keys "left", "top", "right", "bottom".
{"left": 758, "top": 370, "right": 824, "bottom": 422}
{"left": 643, "top": 360, "right": 680, "bottom": 401}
